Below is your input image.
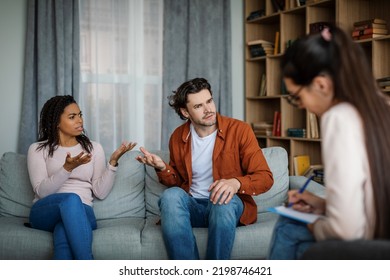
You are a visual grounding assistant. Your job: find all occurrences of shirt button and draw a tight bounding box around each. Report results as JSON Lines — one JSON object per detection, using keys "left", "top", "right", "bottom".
{"left": 252, "top": 192, "right": 256, "bottom": 195}
{"left": 241, "top": 190, "right": 245, "bottom": 193}
{"left": 167, "top": 169, "right": 170, "bottom": 172}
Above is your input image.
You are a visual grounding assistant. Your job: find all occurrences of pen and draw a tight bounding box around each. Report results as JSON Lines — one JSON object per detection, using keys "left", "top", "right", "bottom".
{"left": 287, "top": 175, "right": 314, "bottom": 207}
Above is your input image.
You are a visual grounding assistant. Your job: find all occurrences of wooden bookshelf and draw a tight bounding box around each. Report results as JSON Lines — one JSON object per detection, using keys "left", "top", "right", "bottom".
{"left": 244, "top": 0, "right": 390, "bottom": 174}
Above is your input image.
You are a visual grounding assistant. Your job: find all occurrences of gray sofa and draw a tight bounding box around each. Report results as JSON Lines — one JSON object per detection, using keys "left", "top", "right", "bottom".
{"left": 0, "top": 147, "right": 325, "bottom": 260}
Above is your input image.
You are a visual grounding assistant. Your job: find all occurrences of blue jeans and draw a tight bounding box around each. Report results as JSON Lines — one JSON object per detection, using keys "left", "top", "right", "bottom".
{"left": 158, "top": 187, "right": 244, "bottom": 260}
{"left": 268, "top": 216, "right": 315, "bottom": 259}
{"left": 29, "top": 193, "right": 97, "bottom": 260}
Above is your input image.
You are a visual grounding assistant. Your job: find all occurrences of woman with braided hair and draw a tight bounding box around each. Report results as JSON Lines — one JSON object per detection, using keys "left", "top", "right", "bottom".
{"left": 27, "top": 95, "right": 136, "bottom": 259}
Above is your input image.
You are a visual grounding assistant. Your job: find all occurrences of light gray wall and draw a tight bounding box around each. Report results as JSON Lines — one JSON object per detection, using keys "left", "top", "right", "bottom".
{"left": 0, "top": 0, "right": 244, "bottom": 156}
{"left": 0, "top": 0, "right": 27, "bottom": 156}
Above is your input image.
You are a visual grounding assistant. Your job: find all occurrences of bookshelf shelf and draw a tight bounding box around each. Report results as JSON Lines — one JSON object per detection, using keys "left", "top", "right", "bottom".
{"left": 244, "top": 0, "right": 390, "bottom": 174}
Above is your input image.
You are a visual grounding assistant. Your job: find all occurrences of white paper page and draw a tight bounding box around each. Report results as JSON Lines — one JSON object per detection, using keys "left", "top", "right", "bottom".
{"left": 268, "top": 205, "right": 324, "bottom": 224}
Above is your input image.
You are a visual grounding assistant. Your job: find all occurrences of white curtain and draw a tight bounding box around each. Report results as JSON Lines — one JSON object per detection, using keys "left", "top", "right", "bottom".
{"left": 79, "top": 0, "right": 163, "bottom": 155}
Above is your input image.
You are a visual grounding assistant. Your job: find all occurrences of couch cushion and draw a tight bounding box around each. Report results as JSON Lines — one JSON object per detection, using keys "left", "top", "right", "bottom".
{"left": 144, "top": 150, "right": 170, "bottom": 217}
{"left": 93, "top": 217, "right": 144, "bottom": 259}
{"left": 141, "top": 212, "right": 279, "bottom": 259}
{"left": 0, "top": 152, "right": 34, "bottom": 218}
{"left": 0, "top": 217, "right": 53, "bottom": 259}
{"left": 93, "top": 151, "right": 146, "bottom": 220}
{"left": 254, "top": 147, "right": 289, "bottom": 213}
{"left": 0, "top": 216, "right": 145, "bottom": 259}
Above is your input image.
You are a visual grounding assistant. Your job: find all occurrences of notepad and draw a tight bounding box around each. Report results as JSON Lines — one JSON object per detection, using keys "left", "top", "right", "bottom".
{"left": 268, "top": 206, "right": 324, "bottom": 224}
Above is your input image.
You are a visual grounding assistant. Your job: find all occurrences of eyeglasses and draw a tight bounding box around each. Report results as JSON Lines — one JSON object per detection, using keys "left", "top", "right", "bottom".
{"left": 286, "top": 86, "right": 304, "bottom": 107}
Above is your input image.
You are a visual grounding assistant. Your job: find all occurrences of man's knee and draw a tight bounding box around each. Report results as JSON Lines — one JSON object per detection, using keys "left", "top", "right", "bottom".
{"left": 159, "top": 187, "right": 186, "bottom": 205}
{"left": 209, "top": 197, "right": 242, "bottom": 226}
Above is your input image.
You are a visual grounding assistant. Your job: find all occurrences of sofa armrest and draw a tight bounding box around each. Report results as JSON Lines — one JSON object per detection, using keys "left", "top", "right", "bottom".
{"left": 289, "top": 176, "right": 326, "bottom": 198}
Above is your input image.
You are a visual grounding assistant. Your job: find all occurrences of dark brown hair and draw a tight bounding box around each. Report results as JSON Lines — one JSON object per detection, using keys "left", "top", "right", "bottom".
{"left": 282, "top": 25, "right": 390, "bottom": 238}
{"left": 168, "top": 77, "right": 212, "bottom": 120}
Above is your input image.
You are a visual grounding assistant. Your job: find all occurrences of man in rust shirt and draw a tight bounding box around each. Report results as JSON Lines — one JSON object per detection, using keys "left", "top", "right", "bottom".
{"left": 136, "top": 77, "right": 274, "bottom": 259}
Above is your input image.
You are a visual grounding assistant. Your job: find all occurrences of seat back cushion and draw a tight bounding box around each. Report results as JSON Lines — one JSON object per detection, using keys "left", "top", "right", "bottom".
{"left": 144, "top": 150, "right": 170, "bottom": 217}
{"left": 0, "top": 150, "right": 146, "bottom": 220}
{"left": 0, "top": 152, "right": 34, "bottom": 218}
{"left": 94, "top": 151, "right": 146, "bottom": 220}
{"left": 254, "top": 146, "right": 289, "bottom": 213}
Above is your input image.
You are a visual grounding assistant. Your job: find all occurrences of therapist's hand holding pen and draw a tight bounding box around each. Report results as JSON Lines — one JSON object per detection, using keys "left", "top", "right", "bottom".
{"left": 287, "top": 176, "right": 326, "bottom": 215}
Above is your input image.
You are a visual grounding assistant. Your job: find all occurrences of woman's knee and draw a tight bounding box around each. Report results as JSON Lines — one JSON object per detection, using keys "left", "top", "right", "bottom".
{"left": 59, "top": 193, "right": 83, "bottom": 208}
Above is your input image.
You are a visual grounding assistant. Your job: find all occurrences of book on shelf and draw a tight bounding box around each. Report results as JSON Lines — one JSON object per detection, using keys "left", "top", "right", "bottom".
{"left": 258, "top": 73, "right": 267, "bottom": 96}
{"left": 352, "top": 28, "right": 388, "bottom": 37}
{"left": 352, "top": 19, "right": 388, "bottom": 40}
{"left": 248, "top": 45, "right": 266, "bottom": 58}
{"left": 246, "top": 10, "right": 265, "bottom": 21}
{"left": 293, "top": 155, "right": 324, "bottom": 184}
{"left": 353, "top": 18, "right": 387, "bottom": 27}
{"left": 353, "top": 33, "right": 387, "bottom": 40}
{"left": 248, "top": 39, "right": 274, "bottom": 46}
{"left": 377, "top": 76, "right": 390, "bottom": 83}
{"left": 377, "top": 76, "right": 390, "bottom": 85}
{"left": 248, "top": 40, "right": 274, "bottom": 57}
{"left": 287, "top": 128, "right": 306, "bottom": 138}
{"left": 285, "top": 0, "right": 308, "bottom": 9}
{"left": 285, "top": 39, "right": 296, "bottom": 49}
{"left": 272, "top": 111, "right": 281, "bottom": 137}
{"left": 271, "top": 0, "right": 285, "bottom": 12}
{"left": 303, "top": 164, "right": 324, "bottom": 185}
{"left": 252, "top": 122, "right": 273, "bottom": 136}
{"left": 307, "top": 112, "right": 320, "bottom": 139}
{"left": 353, "top": 22, "right": 388, "bottom": 30}
{"left": 293, "top": 155, "right": 310, "bottom": 176}
{"left": 377, "top": 77, "right": 390, "bottom": 92}
{"left": 273, "top": 31, "right": 280, "bottom": 55}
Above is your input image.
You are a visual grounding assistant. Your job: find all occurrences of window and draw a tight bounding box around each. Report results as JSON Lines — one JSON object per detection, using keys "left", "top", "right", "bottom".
{"left": 79, "top": 0, "right": 163, "bottom": 155}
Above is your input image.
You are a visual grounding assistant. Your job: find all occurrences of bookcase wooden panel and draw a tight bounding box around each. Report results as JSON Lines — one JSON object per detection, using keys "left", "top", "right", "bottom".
{"left": 246, "top": 98, "right": 278, "bottom": 125}
{"left": 280, "top": 98, "right": 305, "bottom": 136}
{"left": 373, "top": 39, "right": 390, "bottom": 78}
{"left": 244, "top": 0, "right": 390, "bottom": 175}
{"left": 281, "top": 11, "right": 306, "bottom": 53}
{"left": 266, "top": 57, "right": 282, "bottom": 96}
{"left": 290, "top": 139, "right": 322, "bottom": 168}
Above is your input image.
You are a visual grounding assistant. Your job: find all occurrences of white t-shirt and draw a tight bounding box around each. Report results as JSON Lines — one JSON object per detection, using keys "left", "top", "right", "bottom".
{"left": 313, "top": 102, "right": 375, "bottom": 240}
{"left": 189, "top": 124, "right": 217, "bottom": 199}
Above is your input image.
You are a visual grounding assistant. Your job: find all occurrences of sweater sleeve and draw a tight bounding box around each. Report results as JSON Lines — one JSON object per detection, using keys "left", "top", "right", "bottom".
{"left": 27, "top": 143, "right": 71, "bottom": 199}
{"left": 90, "top": 142, "right": 118, "bottom": 199}
{"left": 313, "top": 104, "right": 370, "bottom": 240}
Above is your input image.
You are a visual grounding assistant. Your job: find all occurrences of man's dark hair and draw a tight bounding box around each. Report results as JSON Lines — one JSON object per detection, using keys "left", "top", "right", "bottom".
{"left": 168, "top": 77, "right": 212, "bottom": 120}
